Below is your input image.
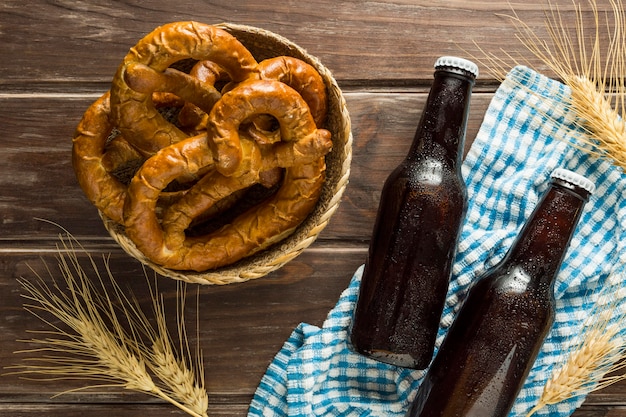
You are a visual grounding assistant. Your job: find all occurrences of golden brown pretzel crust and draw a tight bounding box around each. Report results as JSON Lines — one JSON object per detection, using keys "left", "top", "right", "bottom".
{"left": 73, "top": 22, "right": 335, "bottom": 273}
{"left": 72, "top": 92, "right": 128, "bottom": 224}
{"left": 109, "top": 21, "right": 259, "bottom": 156}
{"left": 101, "top": 135, "right": 142, "bottom": 173}
{"left": 123, "top": 80, "right": 331, "bottom": 271}
{"left": 124, "top": 63, "right": 222, "bottom": 115}
{"left": 178, "top": 60, "right": 229, "bottom": 131}
{"left": 72, "top": 91, "right": 195, "bottom": 225}
{"left": 258, "top": 56, "right": 328, "bottom": 126}
{"left": 207, "top": 79, "right": 330, "bottom": 176}
{"left": 125, "top": 149, "right": 328, "bottom": 271}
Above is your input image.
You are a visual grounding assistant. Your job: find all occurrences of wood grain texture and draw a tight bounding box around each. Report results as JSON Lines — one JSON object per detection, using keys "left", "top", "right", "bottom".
{"left": 0, "top": 0, "right": 617, "bottom": 85}
{"left": 1, "top": 0, "right": 625, "bottom": 416}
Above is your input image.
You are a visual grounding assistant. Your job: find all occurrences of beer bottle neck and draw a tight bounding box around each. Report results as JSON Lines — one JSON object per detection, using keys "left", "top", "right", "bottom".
{"left": 505, "top": 182, "right": 590, "bottom": 290}
{"left": 407, "top": 69, "right": 475, "bottom": 165}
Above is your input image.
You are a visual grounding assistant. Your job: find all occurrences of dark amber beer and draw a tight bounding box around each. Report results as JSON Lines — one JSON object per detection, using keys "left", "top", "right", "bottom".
{"left": 350, "top": 56, "right": 478, "bottom": 369}
{"left": 406, "top": 168, "right": 595, "bottom": 416}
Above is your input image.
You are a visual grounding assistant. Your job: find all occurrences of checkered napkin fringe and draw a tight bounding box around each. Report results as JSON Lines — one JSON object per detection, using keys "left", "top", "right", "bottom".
{"left": 248, "top": 66, "right": 626, "bottom": 417}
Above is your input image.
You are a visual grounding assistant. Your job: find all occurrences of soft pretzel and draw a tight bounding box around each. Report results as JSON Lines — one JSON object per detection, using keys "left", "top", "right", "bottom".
{"left": 124, "top": 140, "right": 329, "bottom": 271}
{"left": 258, "top": 56, "right": 328, "bottom": 126}
{"left": 206, "top": 79, "right": 330, "bottom": 176}
{"left": 236, "top": 56, "right": 328, "bottom": 146}
{"left": 72, "top": 91, "right": 196, "bottom": 224}
{"left": 124, "top": 63, "right": 222, "bottom": 116}
{"left": 123, "top": 79, "right": 332, "bottom": 271}
{"left": 74, "top": 22, "right": 336, "bottom": 273}
{"left": 178, "top": 60, "right": 230, "bottom": 131}
{"left": 109, "top": 21, "right": 259, "bottom": 156}
{"left": 101, "top": 135, "right": 143, "bottom": 175}
{"left": 72, "top": 92, "right": 128, "bottom": 224}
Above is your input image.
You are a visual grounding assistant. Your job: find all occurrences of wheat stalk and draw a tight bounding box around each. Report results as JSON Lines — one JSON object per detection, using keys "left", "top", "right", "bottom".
{"left": 6, "top": 232, "right": 208, "bottom": 417}
{"left": 144, "top": 284, "right": 209, "bottom": 416}
{"left": 475, "top": 0, "right": 626, "bottom": 171}
{"left": 525, "top": 279, "right": 626, "bottom": 416}
{"left": 150, "top": 337, "right": 209, "bottom": 416}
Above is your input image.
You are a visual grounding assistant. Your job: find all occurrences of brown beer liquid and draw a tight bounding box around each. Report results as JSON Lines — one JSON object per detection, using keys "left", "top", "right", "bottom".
{"left": 350, "top": 57, "right": 477, "bottom": 369}
{"left": 406, "top": 169, "right": 595, "bottom": 417}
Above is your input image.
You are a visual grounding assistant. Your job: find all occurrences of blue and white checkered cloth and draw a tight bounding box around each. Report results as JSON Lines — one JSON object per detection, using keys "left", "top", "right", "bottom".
{"left": 248, "top": 66, "right": 626, "bottom": 417}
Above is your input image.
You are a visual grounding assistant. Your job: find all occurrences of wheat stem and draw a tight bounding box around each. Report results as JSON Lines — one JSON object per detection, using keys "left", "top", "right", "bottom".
{"left": 7, "top": 232, "right": 209, "bottom": 417}
{"left": 475, "top": 0, "right": 626, "bottom": 171}
{"left": 525, "top": 277, "right": 626, "bottom": 416}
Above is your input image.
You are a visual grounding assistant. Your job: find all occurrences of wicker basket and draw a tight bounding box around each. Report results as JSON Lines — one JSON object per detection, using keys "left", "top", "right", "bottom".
{"left": 101, "top": 22, "right": 352, "bottom": 285}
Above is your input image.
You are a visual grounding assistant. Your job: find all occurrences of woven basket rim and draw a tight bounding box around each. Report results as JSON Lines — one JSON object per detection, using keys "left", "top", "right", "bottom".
{"left": 102, "top": 22, "right": 353, "bottom": 285}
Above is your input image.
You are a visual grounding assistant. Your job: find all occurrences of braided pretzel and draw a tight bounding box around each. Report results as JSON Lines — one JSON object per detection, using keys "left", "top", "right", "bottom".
{"left": 123, "top": 79, "right": 332, "bottom": 271}
{"left": 109, "top": 21, "right": 259, "bottom": 156}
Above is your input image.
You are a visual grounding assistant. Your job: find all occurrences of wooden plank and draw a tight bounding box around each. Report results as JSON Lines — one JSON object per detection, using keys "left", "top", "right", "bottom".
{"left": 0, "top": 404, "right": 623, "bottom": 417}
{"left": 0, "top": 0, "right": 616, "bottom": 85}
{"left": 0, "top": 91, "right": 491, "bottom": 241}
{"left": 573, "top": 407, "right": 626, "bottom": 417}
{"left": 0, "top": 403, "right": 249, "bottom": 417}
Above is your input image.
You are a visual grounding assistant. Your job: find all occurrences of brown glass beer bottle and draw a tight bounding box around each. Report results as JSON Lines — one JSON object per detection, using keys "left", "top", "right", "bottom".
{"left": 406, "top": 168, "right": 595, "bottom": 417}
{"left": 350, "top": 56, "right": 478, "bottom": 369}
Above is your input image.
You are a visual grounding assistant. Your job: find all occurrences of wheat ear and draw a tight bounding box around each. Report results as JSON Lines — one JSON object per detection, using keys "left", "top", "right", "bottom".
{"left": 525, "top": 323, "right": 625, "bottom": 416}
{"left": 475, "top": 0, "right": 626, "bottom": 171}
{"left": 525, "top": 277, "right": 626, "bottom": 417}
{"left": 7, "top": 233, "right": 208, "bottom": 417}
{"left": 144, "top": 284, "right": 208, "bottom": 416}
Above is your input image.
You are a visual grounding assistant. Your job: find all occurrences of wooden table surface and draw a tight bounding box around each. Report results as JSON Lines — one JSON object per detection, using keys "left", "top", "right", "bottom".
{"left": 1, "top": 0, "right": 625, "bottom": 416}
